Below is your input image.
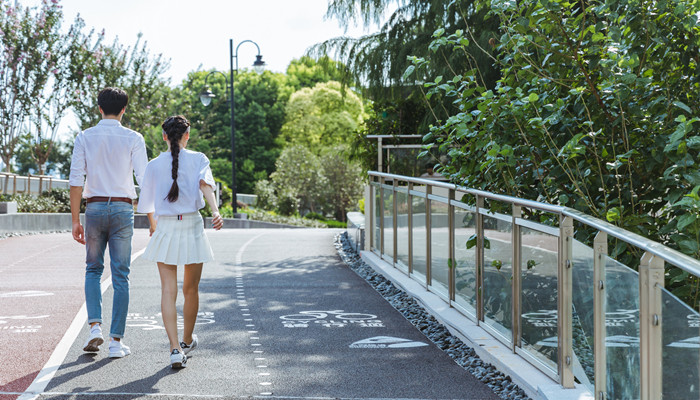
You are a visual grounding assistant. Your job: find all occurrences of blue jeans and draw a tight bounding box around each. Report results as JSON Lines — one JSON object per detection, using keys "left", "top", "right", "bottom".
{"left": 84, "top": 200, "right": 134, "bottom": 338}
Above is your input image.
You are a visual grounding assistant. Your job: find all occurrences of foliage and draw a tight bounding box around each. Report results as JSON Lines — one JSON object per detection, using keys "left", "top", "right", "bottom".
{"left": 0, "top": 1, "right": 82, "bottom": 172}
{"left": 279, "top": 81, "right": 365, "bottom": 151}
{"left": 319, "top": 146, "right": 364, "bottom": 221}
{"left": 313, "top": 0, "right": 500, "bottom": 136}
{"left": 406, "top": 0, "right": 700, "bottom": 305}
{"left": 240, "top": 207, "right": 326, "bottom": 228}
{"left": 2, "top": 188, "right": 73, "bottom": 213}
{"left": 303, "top": 212, "right": 348, "bottom": 228}
{"left": 253, "top": 179, "right": 277, "bottom": 211}
{"left": 14, "top": 135, "right": 72, "bottom": 178}
{"left": 70, "top": 32, "right": 171, "bottom": 144}
{"left": 263, "top": 144, "right": 363, "bottom": 221}
{"left": 270, "top": 145, "right": 327, "bottom": 215}
{"left": 286, "top": 55, "right": 351, "bottom": 90}
{"left": 168, "top": 69, "right": 292, "bottom": 194}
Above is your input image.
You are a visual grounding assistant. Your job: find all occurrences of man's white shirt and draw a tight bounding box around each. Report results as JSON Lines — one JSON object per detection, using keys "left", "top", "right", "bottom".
{"left": 69, "top": 119, "right": 148, "bottom": 198}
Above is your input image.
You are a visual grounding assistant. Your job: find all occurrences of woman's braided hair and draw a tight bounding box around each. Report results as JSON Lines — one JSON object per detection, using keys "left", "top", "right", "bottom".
{"left": 162, "top": 115, "right": 190, "bottom": 202}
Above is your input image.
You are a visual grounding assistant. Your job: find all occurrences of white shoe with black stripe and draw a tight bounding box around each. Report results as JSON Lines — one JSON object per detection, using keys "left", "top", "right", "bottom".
{"left": 180, "top": 334, "right": 198, "bottom": 355}
{"left": 170, "top": 349, "right": 187, "bottom": 369}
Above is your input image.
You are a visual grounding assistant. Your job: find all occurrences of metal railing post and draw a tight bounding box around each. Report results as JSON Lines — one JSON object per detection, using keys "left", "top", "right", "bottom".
{"left": 476, "top": 195, "right": 484, "bottom": 322}
{"left": 593, "top": 231, "right": 608, "bottom": 400}
{"left": 380, "top": 177, "right": 385, "bottom": 256}
{"left": 449, "top": 188, "right": 456, "bottom": 302}
{"left": 558, "top": 216, "right": 574, "bottom": 388}
{"left": 366, "top": 184, "right": 373, "bottom": 252}
{"left": 512, "top": 205, "right": 522, "bottom": 350}
{"left": 393, "top": 179, "right": 398, "bottom": 266}
{"left": 639, "top": 251, "right": 664, "bottom": 400}
{"left": 408, "top": 182, "right": 414, "bottom": 275}
{"left": 426, "top": 185, "right": 432, "bottom": 287}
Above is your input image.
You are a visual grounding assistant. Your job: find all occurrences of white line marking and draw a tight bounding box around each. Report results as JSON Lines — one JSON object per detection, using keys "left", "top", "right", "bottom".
{"left": 17, "top": 247, "right": 147, "bottom": 400}
{"left": 235, "top": 233, "right": 265, "bottom": 266}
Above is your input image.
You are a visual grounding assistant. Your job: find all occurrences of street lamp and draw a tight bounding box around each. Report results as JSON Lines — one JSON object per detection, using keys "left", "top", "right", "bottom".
{"left": 199, "top": 39, "right": 265, "bottom": 216}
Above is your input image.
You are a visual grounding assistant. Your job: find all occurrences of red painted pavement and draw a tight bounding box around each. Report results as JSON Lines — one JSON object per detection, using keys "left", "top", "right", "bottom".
{"left": 0, "top": 231, "right": 150, "bottom": 399}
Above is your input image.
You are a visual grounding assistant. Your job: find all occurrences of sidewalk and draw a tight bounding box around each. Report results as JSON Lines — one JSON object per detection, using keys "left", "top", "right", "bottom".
{"left": 2, "top": 229, "right": 501, "bottom": 399}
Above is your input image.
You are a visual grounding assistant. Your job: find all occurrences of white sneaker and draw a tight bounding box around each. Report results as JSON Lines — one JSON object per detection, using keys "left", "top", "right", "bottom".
{"left": 170, "top": 349, "right": 187, "bottom": 369}
{"left": 108, "top": 340, "right": 131, "bottom": 358}
{"left": 180, "top": 334, "right": 198, "bottom": 355}
{"left": 82, "top": 325, "right": 104, "bottom": 352}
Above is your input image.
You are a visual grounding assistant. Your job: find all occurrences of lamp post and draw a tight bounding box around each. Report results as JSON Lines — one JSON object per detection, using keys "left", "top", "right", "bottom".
{"left": 199, "top": 39, "right": 265, "bottom": 215}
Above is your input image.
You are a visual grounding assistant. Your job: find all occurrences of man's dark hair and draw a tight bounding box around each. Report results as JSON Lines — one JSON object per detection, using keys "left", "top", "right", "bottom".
{"left": 97, "top": 87, "right": 129, "bottom": 116}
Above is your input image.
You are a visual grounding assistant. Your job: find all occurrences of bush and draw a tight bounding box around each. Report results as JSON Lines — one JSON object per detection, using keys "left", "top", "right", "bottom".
{"left": 1, "top": 188, "right": 73, "bottom": 213}
{"left": 303, "top": 212, "right": 325, "bottom": 221}
{"left": 254, "top": 179, "right": 277, "bottom": 211}
{"left": 276, "top": 189, "right": 301, "bottom": 216}
{"left": 241, "top": 208, "right": 326, "bottom": 228}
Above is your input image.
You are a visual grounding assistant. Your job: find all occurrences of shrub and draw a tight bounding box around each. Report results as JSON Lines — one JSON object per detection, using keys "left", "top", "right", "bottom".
{"left": 254, "top": 179, "right": 277, "bottom": 211}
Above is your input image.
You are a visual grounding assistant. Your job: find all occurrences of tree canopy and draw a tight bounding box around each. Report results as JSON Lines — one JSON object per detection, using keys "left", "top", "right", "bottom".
{"left": 279, "top": 81, "right": 365, "bottom": 151}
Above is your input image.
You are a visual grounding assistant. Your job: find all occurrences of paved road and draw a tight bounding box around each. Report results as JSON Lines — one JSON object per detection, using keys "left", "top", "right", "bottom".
{"left": 2, "top": 229, "right": 499, "bottom": 400}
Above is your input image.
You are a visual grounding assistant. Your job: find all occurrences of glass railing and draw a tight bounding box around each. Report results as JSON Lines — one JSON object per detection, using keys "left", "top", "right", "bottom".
{"left": 367, "top": 171, "right": 700, "bottom": 400}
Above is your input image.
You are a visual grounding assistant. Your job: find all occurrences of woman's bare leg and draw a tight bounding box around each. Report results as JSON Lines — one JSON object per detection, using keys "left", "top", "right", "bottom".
{"left": 182, "top": 263, "right": 203, "bottom": 344}
{"left": 157, "top": 262, "right": 180, "bottom": 351}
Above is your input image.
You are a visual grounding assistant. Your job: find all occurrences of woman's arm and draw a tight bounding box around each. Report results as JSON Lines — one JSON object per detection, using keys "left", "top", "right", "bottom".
{"left": 200, "top": 180, "right": 223, "bottom": 230}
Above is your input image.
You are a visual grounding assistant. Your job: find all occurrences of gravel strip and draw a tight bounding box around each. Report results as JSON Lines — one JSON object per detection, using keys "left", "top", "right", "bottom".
{"left": 0, "top": 229, "right": 70, "bottom": 241}
{"left": 334, "top": 232, "right": 532, "bottom": 400}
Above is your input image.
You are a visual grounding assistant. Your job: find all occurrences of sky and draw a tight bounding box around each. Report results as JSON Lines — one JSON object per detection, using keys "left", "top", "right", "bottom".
{"left": 32, "top": 0, "right": 377, "bottom": 85}
{"left": 11, "top": 0, "right": 383, "bottom": 154}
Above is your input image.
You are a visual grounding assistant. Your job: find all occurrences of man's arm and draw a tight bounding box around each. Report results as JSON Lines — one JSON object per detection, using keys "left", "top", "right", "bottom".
{"left": 70, "top": 186, "right": 85, "bottom": 245}
{"left": 132, "top": 136, "right": 149, "bottom": 187}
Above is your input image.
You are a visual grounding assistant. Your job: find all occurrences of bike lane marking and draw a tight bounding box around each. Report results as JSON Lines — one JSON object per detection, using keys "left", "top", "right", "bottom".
{"left": 16, "top": 246, "right": 147, "bottom": 400}
{"left": 232, "top": 233, "right": 273, "bottom": 396}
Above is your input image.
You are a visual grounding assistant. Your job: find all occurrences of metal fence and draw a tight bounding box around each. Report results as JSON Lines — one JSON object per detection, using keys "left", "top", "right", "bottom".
{"left": 0, "top": 173, "right": 67, "bottom": 196}
{"left": 367, "top": 171, "right": 700, "bottom": 400}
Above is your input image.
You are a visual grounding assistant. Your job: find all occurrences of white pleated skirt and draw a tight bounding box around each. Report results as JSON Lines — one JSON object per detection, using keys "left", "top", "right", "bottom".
{"left": 142, "top": 212, "right": 214, "bottom": 265}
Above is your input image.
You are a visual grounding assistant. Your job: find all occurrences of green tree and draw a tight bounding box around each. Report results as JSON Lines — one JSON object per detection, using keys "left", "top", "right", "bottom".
{"left": 408, "top": 0, "right": 700, "bottom": 304}
{"left": 270, "top": 145, "right": 327, "bottom": 215}
{"left": 319, "top": 146, "right": 364, "bottom": 221}
{"left": 71, "top": 32, "right": 171, "bottom": 137}
{"left": 286, "top": 55, "right": 350, "bottom": 90}
{"left": 169, "top": 69, "right": 292, "bottom": 194}
{"left": 312, "top": 0, "right": 500, "bottom": 133}
{"left": 279, "top": 81, "right": 365, "bottom": 151}
{"left": 0, "top": 1, "right": 76, "bottom": 172}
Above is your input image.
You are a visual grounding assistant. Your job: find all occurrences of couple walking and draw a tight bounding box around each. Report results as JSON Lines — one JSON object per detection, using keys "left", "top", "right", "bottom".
{"left": 69, "top": 87, "right": 224, "bottom": 369}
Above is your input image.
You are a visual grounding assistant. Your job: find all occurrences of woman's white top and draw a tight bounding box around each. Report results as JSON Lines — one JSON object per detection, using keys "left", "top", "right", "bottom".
{"left": 137, "top": 149, "right": 215, "bottom": 218}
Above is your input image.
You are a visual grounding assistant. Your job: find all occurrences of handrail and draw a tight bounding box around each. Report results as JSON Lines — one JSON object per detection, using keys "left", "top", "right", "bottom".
{"left": 369, "top": 170, "right": 700, "bottom": 276}
{"left": 367, "top": 170, "right": 700, "bottom": 399}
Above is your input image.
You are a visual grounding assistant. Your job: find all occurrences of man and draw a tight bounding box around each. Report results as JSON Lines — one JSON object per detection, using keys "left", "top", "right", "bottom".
{"left": 69, "top": 87, "right": 148, "bottom": 358}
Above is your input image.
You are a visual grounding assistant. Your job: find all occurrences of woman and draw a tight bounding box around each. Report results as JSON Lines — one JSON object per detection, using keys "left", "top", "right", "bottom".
{"left": 138, "top": 115, "right": 223, "bottom": 368}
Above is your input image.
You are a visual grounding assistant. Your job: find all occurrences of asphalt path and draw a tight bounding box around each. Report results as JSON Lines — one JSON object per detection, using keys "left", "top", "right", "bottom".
{"left": 3, "top": 228, "right": 499, "bottom": 400}
{"left": 0, "top": 230, "right": 151, "bottom": 400}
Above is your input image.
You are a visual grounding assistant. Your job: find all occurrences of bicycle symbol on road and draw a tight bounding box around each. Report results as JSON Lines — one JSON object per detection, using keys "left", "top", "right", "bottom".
{"left": 279, "top": 310, "right": 384, "bottom": 328}
{"left": 126, "top": 312, "right": 216, "bottom": 331}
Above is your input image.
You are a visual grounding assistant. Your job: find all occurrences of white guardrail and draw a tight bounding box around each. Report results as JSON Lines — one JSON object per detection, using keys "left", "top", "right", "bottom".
{"left": 0, "top": 173, "right": 258, "bottom": 207}
{"left": 367, "top": 171, "right": 700, "bottom": 400}
{"left": 0, "top": 172, "right": 68, "bottom": 195}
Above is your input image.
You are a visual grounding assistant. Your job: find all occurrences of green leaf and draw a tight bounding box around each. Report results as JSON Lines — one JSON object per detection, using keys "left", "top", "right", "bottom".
{"left": 466, "top": 234, "right": 477, "bottom": 249}
{"left": 673, "top": 100, "right": 692, "bottom": 113}
{"left": 528, "top": 93, "right": 539, "bottom": 102}
{"left": 676, "top": 213, "right": 697, "bottom": 231}
{"left": 606, "top": 207, "right": 621, "bottom": 222}
{"left": 492, "top": 259, "right": 503, "bottom": 270}
{"left": 402, "top": 65, "right": 415, "bottom": 81}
